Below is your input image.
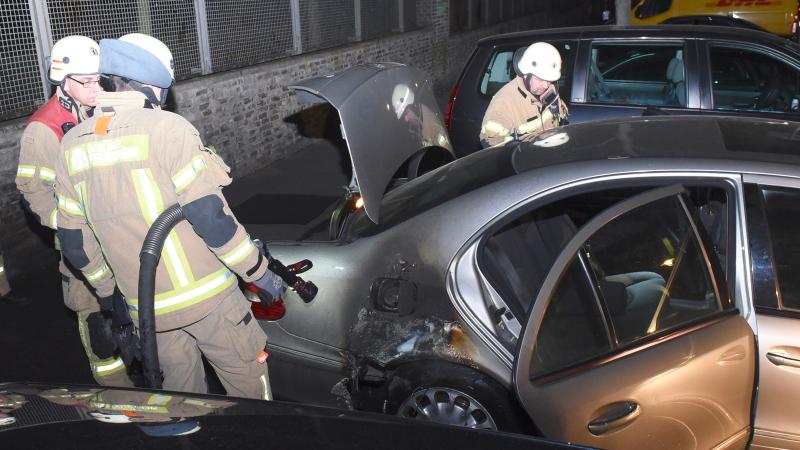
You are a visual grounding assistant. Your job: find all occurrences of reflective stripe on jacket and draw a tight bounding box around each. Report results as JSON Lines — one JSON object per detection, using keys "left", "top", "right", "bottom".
{"left": 55, "top": 91, "right": 267, "bottom": 331}
{"left": 16, "top": 93, "right": 78, "bottom": 230}
{"left": 479, "top": 76, "right": 568, "bottom": 148}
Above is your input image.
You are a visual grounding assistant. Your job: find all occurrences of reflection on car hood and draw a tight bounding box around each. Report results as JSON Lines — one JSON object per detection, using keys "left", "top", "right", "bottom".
{"left": 0, "top": 382, "right": 590, "bottom": 449}
{"left": 291, "top": 63, "right": 454, "bottom": 223}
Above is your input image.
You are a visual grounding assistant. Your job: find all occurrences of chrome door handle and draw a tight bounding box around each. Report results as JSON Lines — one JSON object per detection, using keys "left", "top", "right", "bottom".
{"left": 766, "top": 352, "right": 800, "bottom": 368}
{"left": 588, "top": 401, "right": 641, "bottom": 435}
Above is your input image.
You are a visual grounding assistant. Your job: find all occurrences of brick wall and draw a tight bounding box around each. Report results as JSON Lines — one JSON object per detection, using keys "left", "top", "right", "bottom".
{"left": 0, "top": 1, "right": 592, "bottom": 277}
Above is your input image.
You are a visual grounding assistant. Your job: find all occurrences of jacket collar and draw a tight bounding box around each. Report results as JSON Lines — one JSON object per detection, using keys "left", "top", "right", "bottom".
{"left": 56, "top": 87, "right": 93, "bottom": 122}
{"left": 95, "top": 91, "right": 153, "bottom": 113}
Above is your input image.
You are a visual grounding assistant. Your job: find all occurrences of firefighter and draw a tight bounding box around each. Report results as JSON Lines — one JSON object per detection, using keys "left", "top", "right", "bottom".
{"left": 15, "top": 35, "right": 132, "bottom": 386}
{"left": 54, "top": 33, "right": 286, "bottom": 399}
{"left": 391, "top": 83, "right": 450, "bottom": 149}
{"left": 479, "top": 42, "right": 569, "bottom": 148}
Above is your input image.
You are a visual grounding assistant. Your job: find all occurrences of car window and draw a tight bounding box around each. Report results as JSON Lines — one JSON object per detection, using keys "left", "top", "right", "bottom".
{"left": 588, "top": 42, "right": 687, "bottom": 107}
{"left": 479, "top": 41, "right": 574, "bottom": 98}
{"left": 532, "top": 194, "right": 724, "bottom": 376}
{"left": 533, "top": 254, "right": 611, "bottom": 376}
{"left": 634, "top": 0, "right": 672, "bottom": 19}
{"left": 759, "top": 186, "right": 800, "bottom": 310}
{"left": 710, "top": 46, "right": 800, "bottom": 114}
{"left": 582, "top": 196, "right": 722, "bottom": 343}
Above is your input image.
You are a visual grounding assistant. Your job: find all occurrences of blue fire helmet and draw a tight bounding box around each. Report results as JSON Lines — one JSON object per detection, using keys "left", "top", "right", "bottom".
{"left": 99, "top": 38, "right": 173, "bottom": 89}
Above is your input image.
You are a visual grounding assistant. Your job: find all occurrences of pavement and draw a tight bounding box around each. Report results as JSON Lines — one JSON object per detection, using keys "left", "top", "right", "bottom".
{"left": 0, "top": 138, "right": 351, "bottom": 386}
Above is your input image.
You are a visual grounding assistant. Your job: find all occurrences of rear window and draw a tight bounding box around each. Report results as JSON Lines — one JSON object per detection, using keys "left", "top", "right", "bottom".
{"left": 479, "top": 41, "right": 575, "bottom": 98}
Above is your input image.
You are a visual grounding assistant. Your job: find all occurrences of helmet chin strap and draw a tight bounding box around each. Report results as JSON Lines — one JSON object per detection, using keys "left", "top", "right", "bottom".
{"left": 57, "top": 85, "right": 86, "bottom": 120}
{"left": 126, "top": 79, "right": 167, "bottom": 108}
{"left": 523, "top": 73, "right": 534, "bottom": 95}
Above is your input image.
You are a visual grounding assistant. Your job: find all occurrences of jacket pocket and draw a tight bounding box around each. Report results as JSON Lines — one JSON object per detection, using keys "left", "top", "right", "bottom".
{"left": 223, "top": 298, "right": 267, "bottom": 363}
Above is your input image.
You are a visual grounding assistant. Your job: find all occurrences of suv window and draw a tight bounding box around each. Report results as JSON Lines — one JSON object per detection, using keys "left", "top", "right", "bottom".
{"left": 588, "top": 42, "right": 687, "bottom": 107}
{"left": 479, "top": 41, "right": 574, "bottom": 98}
{"left": 710, "top": 45, "right": 800, "bottom": 114}
{"left": 528, "top": 191, "right": 724, "bottom": 376}
{"left": 759, "top": 186, "right": 800, "bottom": 310}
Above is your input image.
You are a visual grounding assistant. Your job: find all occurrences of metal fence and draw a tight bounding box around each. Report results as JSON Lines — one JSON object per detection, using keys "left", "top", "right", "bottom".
{"left": 1, "top": 0, "right": 529, "bottom": 121}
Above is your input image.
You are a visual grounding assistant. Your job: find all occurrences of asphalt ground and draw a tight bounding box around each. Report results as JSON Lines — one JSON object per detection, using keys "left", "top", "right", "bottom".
{"left": 0, "top": 139, "right": 350, "bottom": 387}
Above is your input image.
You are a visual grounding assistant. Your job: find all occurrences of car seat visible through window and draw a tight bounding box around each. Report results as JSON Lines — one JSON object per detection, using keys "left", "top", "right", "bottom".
{"left": 665, "top": 49, "right": 686, "bottom": 106}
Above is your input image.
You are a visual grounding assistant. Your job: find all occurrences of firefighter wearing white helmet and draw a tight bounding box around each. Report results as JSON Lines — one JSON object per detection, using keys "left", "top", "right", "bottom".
{"left": 54, "top": 33, "right": 286, "bottom": 399}
{"left": 15, "top": 35, "right": 134, "bottom": 388}
{"left": 480, "top": 41, "right": 569, "bottom": 148}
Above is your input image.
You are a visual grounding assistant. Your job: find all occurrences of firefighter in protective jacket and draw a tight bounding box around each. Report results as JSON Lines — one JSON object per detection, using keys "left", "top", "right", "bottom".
{"left": 15, "top": 35, "right": 132, "bottom": 387}
{"left": 480, "top": 42, "right": 569, "bottom": 148}
{"left": 54, "top": 34, "right": 286, "bottom": 399}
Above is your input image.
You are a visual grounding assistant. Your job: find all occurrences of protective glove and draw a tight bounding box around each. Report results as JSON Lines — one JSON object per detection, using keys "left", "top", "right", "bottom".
{"left": 86, "top": 311, "right": 116, "bottom": 359}
{"left": 110, "top": 289, "right": 141, "bottom": 368}
{"left": 252, "top": 269, "right": 288, "bottom": 304}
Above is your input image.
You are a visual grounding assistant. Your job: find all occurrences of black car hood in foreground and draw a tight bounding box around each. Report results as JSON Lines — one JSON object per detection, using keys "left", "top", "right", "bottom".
{"left": 291, "top": 63, "right": 454, "bottom": 224}
{"left": 0, "top": 383, "right": 588, "bottom": 449}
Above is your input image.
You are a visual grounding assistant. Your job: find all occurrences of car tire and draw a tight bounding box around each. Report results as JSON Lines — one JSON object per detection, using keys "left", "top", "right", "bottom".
{"left": 383, "top": 361, "right": 535, "bottom": 434}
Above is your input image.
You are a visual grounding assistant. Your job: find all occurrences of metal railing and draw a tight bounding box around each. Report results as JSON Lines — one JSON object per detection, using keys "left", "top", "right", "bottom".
{"left": 0, "top": 0, "right": 529, "bottom": 121}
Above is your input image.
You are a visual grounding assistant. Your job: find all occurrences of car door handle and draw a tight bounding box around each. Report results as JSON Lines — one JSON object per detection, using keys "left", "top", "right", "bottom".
{"left": 587, "top": 401, "right": 641, "bottom": 436}
{"left": 766, "top": 352, "right": 800, "bottom": 368}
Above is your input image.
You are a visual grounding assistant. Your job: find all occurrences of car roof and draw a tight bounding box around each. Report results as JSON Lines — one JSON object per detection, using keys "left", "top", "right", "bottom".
{"left": 477, "top": 24, "right": 796, "bottom": 49}
{"left": 347, "top": 115, "right": 800, "bottom": 236}
{"left": 512, "top": 115, "right": 800, "bottom": 172}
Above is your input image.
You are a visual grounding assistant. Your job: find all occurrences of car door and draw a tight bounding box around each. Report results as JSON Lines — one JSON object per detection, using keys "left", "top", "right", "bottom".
{"left": 514, "top": 184, "right": 755, "bottom": 449}
{"left": 699, "top": 41, "right": 800, "bottom": 122}
{"left": 743, "top": 178, "right": 800, "bottom": 450}
{"left": 569, "top": 38, "right": 703, "bottom": 124}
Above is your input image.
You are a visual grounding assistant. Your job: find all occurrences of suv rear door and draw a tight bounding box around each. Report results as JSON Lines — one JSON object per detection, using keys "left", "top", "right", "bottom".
{"left": 514, "top": 184, "right": 755, "bottom": 449}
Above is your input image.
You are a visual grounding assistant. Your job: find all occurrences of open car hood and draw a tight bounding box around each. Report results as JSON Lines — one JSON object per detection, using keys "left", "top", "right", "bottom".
{"left": 291, "top": 63, "right": 453, "bottom": 223}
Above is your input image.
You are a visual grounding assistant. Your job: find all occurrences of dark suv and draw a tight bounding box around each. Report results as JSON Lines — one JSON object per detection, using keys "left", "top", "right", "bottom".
{"left": 446, "top": 25, "right": 800, "bottom": 155}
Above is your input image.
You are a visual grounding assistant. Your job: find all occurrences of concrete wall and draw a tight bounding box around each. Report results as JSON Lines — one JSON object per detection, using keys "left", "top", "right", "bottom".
{"left": 0, "top": 1, "right": 593, "bottom": 277}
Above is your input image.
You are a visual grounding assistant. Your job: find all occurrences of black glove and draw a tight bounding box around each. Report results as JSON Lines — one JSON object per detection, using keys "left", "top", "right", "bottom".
{"left": 109, "top": 289, "right": 141, "bottom": 367}
{"left": 86, "top": 311, "right": 116, "bottom": 359}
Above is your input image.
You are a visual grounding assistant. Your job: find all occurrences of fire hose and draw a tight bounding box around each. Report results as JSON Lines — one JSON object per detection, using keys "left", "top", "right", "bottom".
{"left": 138, "top": 203, "right": 318, "bottom": 389}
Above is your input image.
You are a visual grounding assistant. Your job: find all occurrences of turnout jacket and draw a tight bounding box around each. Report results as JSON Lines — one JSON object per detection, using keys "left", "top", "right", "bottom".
{"left": 17, "top": 90, "right": 88, "bottom": 231}
{"left": 479, "top": 76, "right": 568, "bottom": 148}
{"left": 55, "top": 91, "right": 267, "bottom": 331}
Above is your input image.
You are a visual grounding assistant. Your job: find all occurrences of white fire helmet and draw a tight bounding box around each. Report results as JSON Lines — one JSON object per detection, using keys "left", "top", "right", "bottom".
{"left": 517, "top": 42, "right": 562, "bottom": 82}
{"left": 392, "top": 84, "right": 415, "bottom": 119}
{"left": 49, "top": 35, "right": 100, "bottom": 84}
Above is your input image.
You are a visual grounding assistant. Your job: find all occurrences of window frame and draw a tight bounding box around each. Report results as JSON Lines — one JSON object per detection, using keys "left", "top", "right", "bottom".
{"left": 455, "top": 173, "right": 739, "bottom": 372}
{"left": 479, "top": 180, "right": 738, "bottom": 383}
{"left": 531, "top": 190, "right": 730, "bottom": 378}
{"left": 477, "top": 39, "right": 578, "bottom": 101}
{"left": 583, "top": 39, "right": 690, "bottom": 109}
{"left": 703, "top": 40, "right": 800, "bottom": 113}
{"left": 744, "top": 182, "right": 800, "bottom": 318}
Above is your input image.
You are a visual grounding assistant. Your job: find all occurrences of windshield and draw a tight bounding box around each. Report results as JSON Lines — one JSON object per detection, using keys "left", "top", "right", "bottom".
{"left": 345, "top": 144, "right": 518, "bottom": 238}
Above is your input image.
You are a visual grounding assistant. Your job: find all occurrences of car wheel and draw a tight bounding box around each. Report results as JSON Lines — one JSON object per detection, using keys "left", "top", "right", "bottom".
{"left": 383, "top": 362, "right": 535, "bottom": 434}
{"left": 396, "top": 386, "right": 497, "bottom": 430}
